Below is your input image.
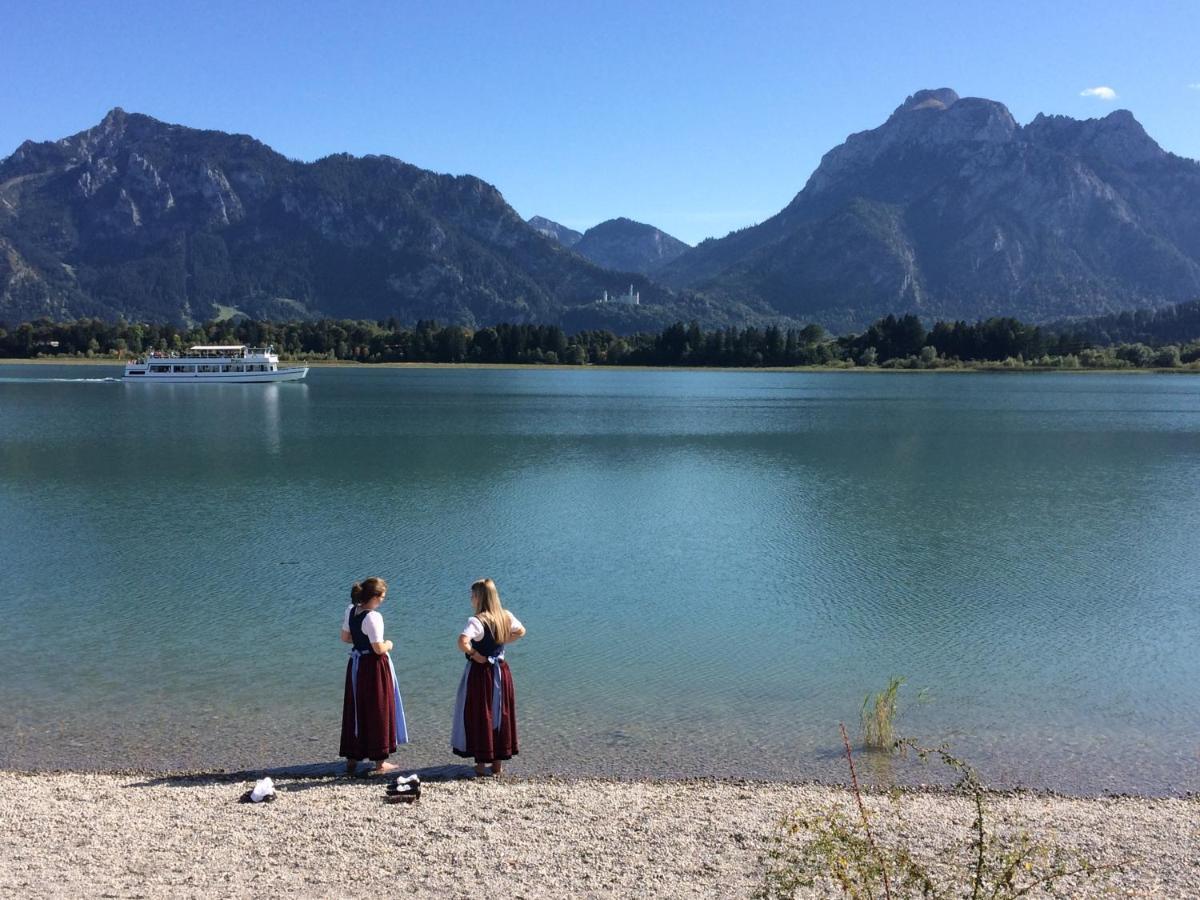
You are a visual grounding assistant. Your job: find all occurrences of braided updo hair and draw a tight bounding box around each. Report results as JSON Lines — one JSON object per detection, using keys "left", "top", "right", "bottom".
{"left": 351, "top": 577, "right": 388, "bottom": 606}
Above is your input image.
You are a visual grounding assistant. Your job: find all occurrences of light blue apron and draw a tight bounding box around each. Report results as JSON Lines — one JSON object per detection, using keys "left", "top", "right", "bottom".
{"left": 451, "top": 648, "right": 505, "bottom": 754}
{"left": 350, "top": 648, "right": 409, "bottom": 746}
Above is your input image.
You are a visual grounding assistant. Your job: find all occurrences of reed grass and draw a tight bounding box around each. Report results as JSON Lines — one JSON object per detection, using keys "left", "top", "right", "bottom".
{"left": 861, "top": 676, "right": 904, "bottom": 750}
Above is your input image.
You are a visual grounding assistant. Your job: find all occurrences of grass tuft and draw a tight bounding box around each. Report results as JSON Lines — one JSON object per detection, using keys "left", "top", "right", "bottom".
{"left": 861, "top": 676, "right": 904, "bottom": 750}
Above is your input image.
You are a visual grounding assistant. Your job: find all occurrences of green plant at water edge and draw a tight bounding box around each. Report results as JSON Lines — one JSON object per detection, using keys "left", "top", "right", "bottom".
{"left": 758, "top": 724, "right": 1122, "bottom": 899}
{"left": 861, "top": 677, "right": 904, "bottom": 750}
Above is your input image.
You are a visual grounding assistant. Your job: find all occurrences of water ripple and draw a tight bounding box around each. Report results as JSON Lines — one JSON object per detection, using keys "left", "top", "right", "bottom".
{"left": 2, "top": 366, "right": 1199, "bottom": 792}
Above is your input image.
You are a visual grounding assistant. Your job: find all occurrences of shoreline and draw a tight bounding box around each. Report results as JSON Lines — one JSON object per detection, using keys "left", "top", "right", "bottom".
{"left": 0, "top": 356, "right": 1195, "bottom": 375}
{"left": 2, "top": 769, "right": 1195, "bottom": 897}
{"left": 2, "top": 760, "right": 1193, "bottom": 800}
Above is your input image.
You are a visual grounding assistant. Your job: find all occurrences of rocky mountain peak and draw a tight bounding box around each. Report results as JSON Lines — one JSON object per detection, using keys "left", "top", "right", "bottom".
{"left": 86, "top": 107, "right": 136, "bottom": 144}
{"left": 572, "top": 217, "right": 690, "bottom": 274}
{"left": 528, "top": 215, "right": 582, "bottom": 247}
{"left": 660, "top": 87, "right": 1200, "bottom": 330}
{"left": 1025, "top": 108, "right": 1165, "bottom": 167}
{"left": 884, "top": 88, "right": 1015, "bottom": 141}
{"left": 800, "top": 89, "right": 1017, "bottom": 202}
{"left": 892, "top": 88, "right": 960, "bottom": 115}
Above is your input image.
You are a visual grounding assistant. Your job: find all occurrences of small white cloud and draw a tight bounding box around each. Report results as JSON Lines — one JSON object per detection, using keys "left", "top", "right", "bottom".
{"left": 1189, "top": 83, "right": 1200, "bottom": 91}
{"left": 1080, "top": 86, "right": 1118, "bottom": 101}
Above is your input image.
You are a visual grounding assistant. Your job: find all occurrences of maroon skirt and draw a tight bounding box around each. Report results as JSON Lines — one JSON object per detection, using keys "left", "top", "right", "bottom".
{"left": 339, "top": 653, "right": 398, "bottom": 761}
{"left": 453, "top": 659, "right": 518, "bottom": 763}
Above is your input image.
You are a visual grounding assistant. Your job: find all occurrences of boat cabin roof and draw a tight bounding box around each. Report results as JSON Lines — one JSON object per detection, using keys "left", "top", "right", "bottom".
{"left": 190, "top": 345, "right": 247, "bottom": 351}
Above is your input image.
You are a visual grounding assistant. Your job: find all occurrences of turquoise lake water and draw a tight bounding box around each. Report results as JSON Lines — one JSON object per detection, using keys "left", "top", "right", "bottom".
{"left": 1, "top": 365, "right": 1198, "bottom": 793}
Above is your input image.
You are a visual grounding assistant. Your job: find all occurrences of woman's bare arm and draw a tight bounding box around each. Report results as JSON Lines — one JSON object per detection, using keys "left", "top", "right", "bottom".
{"left": 340, "top": 629, "right": 353, "bottom": 644}
{"left": 372, "top": 640, "right": 393, "bottom": 655}
{"left": 458, "top": 634, "right": 485, "bottom": 662}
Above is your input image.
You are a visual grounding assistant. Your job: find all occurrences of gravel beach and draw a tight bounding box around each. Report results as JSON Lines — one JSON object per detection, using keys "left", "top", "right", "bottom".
{"left": 2, "top": 769, "right": 1197, "bottom": 898}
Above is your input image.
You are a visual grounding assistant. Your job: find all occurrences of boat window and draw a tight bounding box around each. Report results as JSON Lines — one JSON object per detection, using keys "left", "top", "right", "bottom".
{"left": 150, "top": 365, "right": 170, "bottom": 373}
{"left": 173, "top": 365, "right": 195, "bottom": 373}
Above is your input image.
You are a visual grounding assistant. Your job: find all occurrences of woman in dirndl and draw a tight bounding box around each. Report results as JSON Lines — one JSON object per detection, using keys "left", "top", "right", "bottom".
{"left": 451, "top": 578, "right": 525, "bottom": 776}
{"left": 339, "top": 577, "right": 408, "bottom": 775}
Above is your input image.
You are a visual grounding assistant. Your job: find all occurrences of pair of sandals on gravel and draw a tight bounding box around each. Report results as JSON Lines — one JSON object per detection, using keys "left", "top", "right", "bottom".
{"left": 385, "top": 773, "right": 421, "bottom": 803}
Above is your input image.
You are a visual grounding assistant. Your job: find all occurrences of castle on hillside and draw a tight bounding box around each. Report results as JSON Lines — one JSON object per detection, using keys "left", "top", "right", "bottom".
{"left": 599, "top": 285, "right": 640, "bottom": 306}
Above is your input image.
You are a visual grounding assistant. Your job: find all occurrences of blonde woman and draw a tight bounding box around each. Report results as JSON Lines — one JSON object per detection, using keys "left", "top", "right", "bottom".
{"left": 451, "top": 578, "right": 526, "bottom": 776}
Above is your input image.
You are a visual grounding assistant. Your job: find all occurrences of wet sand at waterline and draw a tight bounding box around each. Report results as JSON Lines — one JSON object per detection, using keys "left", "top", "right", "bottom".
{"left": 2, "top": 771, "right": 1196, "bottom": 898}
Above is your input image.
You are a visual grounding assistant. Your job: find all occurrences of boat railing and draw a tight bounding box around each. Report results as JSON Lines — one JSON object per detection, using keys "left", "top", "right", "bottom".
{"left": 131, "top": 345, "right": 278, "bottom": 364}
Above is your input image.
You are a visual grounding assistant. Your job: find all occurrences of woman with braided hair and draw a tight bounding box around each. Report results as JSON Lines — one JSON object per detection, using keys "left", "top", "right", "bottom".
{"left": 339, "top": 577, "right": 408, "bottom": 775}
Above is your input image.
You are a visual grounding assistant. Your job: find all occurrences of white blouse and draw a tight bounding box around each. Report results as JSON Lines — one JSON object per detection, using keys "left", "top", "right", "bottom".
{"left": 343, "top": 603, "right": 384, "bottom": 644}
{"left": 461, "top": 611, "right": 523, "bottom": 642}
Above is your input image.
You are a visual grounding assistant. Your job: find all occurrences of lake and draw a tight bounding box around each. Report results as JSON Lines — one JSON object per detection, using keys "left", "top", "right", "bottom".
{"left": 1, "top": 364, "right": 1198, "bottom": 794}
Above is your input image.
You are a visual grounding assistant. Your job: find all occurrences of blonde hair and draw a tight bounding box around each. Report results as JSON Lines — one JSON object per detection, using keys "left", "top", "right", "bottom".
{"left": 471, "top": 578, "right": 511, "bottom": 643}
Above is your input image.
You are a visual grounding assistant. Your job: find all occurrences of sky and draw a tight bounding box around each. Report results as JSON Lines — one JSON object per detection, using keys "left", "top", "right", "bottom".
{"left": 2, "top": 0, "right": 1199, "bottom": 245}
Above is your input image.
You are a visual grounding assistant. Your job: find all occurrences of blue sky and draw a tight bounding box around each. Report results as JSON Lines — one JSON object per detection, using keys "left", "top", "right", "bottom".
{"left": 3, "top": 0, "right": 1198, "bottom": 244}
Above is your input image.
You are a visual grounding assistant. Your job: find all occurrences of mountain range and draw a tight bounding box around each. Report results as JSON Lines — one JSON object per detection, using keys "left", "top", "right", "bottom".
{"left": 0, "top": 109, "right": 758, "bottom": 330}
{"left": 658, "top": 88, "right": 1200, "bottom": 331}
{"left": 3, "top": 91, "right": 1199, "bottom": 331}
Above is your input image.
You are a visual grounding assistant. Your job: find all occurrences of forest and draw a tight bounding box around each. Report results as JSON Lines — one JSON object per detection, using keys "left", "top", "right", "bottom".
{"left": 3, "top": 310, "right": 1199, "bottom": 369}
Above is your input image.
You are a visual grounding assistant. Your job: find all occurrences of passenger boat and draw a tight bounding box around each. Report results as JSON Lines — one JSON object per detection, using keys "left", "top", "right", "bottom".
{"left": 123, "top": 345, "right": 308, "bottom": 383}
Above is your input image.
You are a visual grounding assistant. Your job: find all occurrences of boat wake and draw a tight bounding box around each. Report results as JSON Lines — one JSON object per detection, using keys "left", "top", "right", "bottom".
{"left": 0, "top": 376, "right": 122, "bottom": 384}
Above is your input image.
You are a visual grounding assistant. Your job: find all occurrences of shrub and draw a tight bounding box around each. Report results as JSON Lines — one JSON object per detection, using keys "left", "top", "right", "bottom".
{"left": 760, "top": 725, "right": 1122, "bottom": 899}
{"left": 1153, "top": 346, "right": 1181, "bottom": 368}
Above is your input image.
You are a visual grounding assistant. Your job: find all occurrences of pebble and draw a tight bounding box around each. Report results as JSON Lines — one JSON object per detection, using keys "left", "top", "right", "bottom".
{"left": 1, "top": 772, "right": 1197, "bottom": 897}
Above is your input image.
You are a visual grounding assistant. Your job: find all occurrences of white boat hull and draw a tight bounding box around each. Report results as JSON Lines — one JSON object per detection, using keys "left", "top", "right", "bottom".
{"left": 124, "top": 366, "right": 309, "bottom": 383}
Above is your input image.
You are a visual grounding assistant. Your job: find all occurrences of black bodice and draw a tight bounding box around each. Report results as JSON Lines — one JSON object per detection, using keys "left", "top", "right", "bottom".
{"left": 470, "top": 620, "right": 502, "bottom": 658}
{"left": 348, "top": 608, "right": 374, "bottom": 652}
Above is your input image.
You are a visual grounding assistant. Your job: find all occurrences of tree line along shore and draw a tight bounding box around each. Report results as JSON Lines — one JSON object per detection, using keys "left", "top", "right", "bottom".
{"left": 4, "top": 308, "right": 1200, "bottom": 370}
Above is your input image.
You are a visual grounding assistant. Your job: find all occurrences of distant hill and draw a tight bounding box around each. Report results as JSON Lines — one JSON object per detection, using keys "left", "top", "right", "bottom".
{"left": 659, "top": 88, "right": 1200, "bottom": 331}
{"left": 527, "top": 215, "right": 582, "bottom": 247}
{"left": 0, "top": 109, "right": 769, "bottom": 329}
{"left": 1051, "top": 298, "right": 1200, "bottom": 346}
{"left": 572, "top": 217, "right": 690, "bottom": 274}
